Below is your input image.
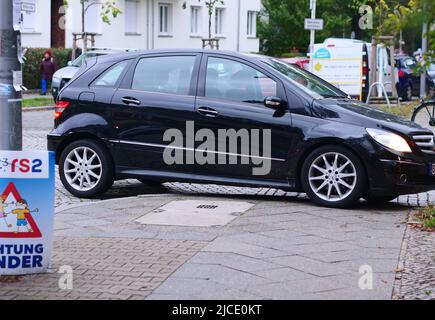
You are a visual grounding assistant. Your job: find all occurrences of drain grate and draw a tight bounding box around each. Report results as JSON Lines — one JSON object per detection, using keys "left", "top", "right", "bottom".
{"left": 197, "top": 205, "right": 219, "bottom": 209}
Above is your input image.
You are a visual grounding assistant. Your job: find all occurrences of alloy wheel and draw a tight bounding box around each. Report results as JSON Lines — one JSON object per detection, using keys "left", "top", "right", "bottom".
{"left": 63, "top": 146, "right": 102, "bottom": 192}
{"left": 308, "top": 152, "right": 357, "bottom": 202}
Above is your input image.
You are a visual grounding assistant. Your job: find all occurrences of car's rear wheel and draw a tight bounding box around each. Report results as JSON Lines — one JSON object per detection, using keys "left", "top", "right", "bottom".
{"left": 301, "top": 145, "right": 366, "bottom": 208}
{"left": 59, "top": 139, "right": 114, "bottom": 198}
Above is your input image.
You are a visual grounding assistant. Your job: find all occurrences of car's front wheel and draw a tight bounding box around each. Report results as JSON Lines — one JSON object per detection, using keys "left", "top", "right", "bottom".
{"left": 59, "top": 139, "right": 114, "bottom": 198}
{"left": 301, "top": 145, "right": 367, "bottom": 208}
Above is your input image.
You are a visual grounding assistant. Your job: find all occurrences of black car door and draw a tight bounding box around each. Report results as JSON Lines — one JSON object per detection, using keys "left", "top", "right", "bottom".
{"left": 193, "top": 54, "right": 293, "bottom": 182}
{"left": 110, "top": 53, "right": 201, "bottom": 176}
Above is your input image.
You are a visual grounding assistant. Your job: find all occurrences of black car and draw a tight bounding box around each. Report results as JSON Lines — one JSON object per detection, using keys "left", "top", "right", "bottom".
{"left": 48, "top": 50, "right": 435, "bottom": 208}
{"left": 395, "top": 55, "right": 434, "bottom": 100}
{"left": 395, "top": 55, "right": 420, "bottom": 101}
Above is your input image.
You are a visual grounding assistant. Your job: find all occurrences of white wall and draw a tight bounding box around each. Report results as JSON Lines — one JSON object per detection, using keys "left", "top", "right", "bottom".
{"left": 22, "top": 0, "right": 261, "bottom": 53}
{"left": 21, "top": 0, "right": 51, "bottom": 48}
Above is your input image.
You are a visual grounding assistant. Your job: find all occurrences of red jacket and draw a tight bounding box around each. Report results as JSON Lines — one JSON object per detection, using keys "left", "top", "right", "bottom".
{"left": 40, "top": 57, "right": 57, "bottom": 81}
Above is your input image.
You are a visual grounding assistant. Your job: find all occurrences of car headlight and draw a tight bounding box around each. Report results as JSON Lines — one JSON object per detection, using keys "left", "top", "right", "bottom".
{"left": 366, "top": 128, "right": 412, "bottom": 153}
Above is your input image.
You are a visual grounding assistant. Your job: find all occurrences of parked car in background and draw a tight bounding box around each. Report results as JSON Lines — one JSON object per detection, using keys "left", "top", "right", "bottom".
{"left": 281, "top": 57, "right": 310, "bottom": 70}
{"left": 395, "top": 55, "right": 435, "bottom": 100}
{"left": 48, "top": 50, "right": 435, "bottom": 208}
{"left": 427, "top": 63, "right": 435, "bottom": 96}
{"left": 395, "top": 55, "right": 420, "bottom": 101}
{"left": 51, "top": 48, "right": 138, "bottom": 99}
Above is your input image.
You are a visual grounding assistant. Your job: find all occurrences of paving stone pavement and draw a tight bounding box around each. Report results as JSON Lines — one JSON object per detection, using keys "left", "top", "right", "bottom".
{"left": 1, "top": 193, "right": 411, "bottom": 300}
{"left": 0, "top": 109, "right": 431, "bottom": 300}
{"left": 0, "top": 237, "right": 206, "bottom": 300}
{"left": 393, "top": 211, "right": 435, "bottom": 300}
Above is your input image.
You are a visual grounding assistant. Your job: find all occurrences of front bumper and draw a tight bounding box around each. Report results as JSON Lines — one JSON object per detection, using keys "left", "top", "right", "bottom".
{"left": 370, "top": 158, "right": 435, "bottom": 196}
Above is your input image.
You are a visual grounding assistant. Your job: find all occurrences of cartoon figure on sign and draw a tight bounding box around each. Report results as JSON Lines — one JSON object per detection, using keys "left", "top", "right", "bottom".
{"left": 0, "top": 195, "right": 12, "bottom": 228}
{"left": 11, "top": 199, "right": 39, "bottom": 234}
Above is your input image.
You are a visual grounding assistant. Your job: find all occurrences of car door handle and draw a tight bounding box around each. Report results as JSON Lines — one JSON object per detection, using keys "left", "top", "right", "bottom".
{"left": 122, "top": 97, "right": 141, "bottom": 106}
{"left": 198, "top": 106, "right": 219, "bottom": 117}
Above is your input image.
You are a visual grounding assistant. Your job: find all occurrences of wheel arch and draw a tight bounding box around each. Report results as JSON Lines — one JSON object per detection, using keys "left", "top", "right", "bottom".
{"left": 55, "top": 132, "right": 113, "bottom": 166}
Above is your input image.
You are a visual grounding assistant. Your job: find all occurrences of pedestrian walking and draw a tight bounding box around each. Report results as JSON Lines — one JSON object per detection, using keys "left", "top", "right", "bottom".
{"left": 40, "top": 49, "right": 57, "bottom": 96}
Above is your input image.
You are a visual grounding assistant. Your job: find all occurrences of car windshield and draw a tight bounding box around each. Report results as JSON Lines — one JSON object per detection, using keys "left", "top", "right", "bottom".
{"left": 71, "top": 52, "right": 106, "bottom": 67}
{"left": 263, "top": 58, "right": 348, "bottom": 99}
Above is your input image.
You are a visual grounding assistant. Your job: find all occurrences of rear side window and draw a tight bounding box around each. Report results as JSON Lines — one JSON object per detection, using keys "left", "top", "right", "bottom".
{"left": 93, "top": 60, "right": 130, "bottom": 87}
{"left": 132, "top": 56, "right": 196, "bottom": 95}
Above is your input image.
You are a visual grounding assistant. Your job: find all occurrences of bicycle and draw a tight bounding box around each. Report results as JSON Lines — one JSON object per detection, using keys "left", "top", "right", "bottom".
{"left": 411, "top": 94, "right": 435, "bottom": 132}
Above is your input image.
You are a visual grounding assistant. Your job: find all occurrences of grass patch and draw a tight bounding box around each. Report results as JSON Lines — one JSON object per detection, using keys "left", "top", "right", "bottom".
{"left": 22, "top": 96, "right": 54, "bottom": 108}
{"left": 415, "top": 205, "right": 435, "bottom": 231}
{"left": 371, "top": 101, "right": 419, "bottom": 119}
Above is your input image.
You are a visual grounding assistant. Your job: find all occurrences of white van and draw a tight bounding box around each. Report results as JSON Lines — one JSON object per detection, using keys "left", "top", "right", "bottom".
{"left": 310, "top": 38, "right": 396, "bottom": 100}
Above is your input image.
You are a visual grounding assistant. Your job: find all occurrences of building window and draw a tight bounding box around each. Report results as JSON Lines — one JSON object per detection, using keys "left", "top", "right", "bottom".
{"left": 215, "top": 8, "right": 225, "bottom": 36}
{"left": 190, "top": 6, "right": 201, "bottom": 35}
{"left": 247, "top": 11, "right": 257, "bottom": 37}
{"left": 21, "top": 3, "right": 37, "bottom": 32}
{"left": 159, "top": 3, "right": 172, "bottom": 35}
{"left": 125, "top": 0, "right": 138, "bottom": 34}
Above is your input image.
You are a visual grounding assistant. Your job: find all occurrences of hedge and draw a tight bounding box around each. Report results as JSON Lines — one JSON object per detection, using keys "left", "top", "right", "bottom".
{"left": 23, "top": 48, "right": 70, "bottom": 90}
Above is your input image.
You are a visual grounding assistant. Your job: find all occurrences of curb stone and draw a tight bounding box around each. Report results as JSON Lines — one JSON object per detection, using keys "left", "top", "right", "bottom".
{"left": 22, "top": 106, "right": 54, "bottom": 112}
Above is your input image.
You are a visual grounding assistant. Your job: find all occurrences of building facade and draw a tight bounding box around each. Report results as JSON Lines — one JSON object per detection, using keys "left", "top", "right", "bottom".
{"left": 21, "top": 0, "right": 261, "bottom": 53}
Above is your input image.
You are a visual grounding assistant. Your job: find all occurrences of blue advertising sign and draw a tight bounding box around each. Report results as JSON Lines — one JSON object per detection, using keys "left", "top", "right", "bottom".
{"left": 0, "top": 151, "right": 55, "bottom": 275}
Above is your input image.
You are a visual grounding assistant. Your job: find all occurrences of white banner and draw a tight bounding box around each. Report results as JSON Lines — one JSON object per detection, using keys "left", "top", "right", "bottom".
{"left": 0, "top": 151, "right": 55, "bottom": 275}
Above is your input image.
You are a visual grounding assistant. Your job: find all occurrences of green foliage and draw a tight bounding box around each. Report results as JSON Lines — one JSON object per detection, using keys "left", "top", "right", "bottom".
{"left": 417, "top": 205, "right": 435, "bottom": 230}
{"left": 23, "top": 48, "right": 69, "bottom": 90}
{"left": 22, "top": 97, "right": 54, "bottom": 108}
{"left": 64, "top": 1, "right": 122, "bottom": 28}
{"left": 258, "top": 0, "right": 433, "bottom": 57}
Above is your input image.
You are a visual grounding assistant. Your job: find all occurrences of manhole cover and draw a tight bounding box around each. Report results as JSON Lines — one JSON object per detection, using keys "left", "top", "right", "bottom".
{"left": 136, "top": 200, "right": 255, "bottom": 227}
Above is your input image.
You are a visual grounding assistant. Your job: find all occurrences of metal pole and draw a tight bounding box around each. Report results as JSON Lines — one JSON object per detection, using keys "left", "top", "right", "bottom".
{"left": 0, "top": 0, "right": 23, "bottom": 151}
{"left": 309, "top": 0, "right": 317, "bottom": 56}
{"left": 420, "top": 21, "right": 428, "bottom": 99}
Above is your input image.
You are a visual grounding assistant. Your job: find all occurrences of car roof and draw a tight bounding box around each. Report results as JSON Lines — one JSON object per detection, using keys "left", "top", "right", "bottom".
{"left": 95, "top": 49, "right": 270, "bottom": 63}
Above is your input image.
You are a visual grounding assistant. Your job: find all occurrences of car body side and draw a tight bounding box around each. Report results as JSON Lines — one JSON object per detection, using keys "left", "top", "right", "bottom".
{"left": 48, "top": 50, "right": 435, "bottom": 198}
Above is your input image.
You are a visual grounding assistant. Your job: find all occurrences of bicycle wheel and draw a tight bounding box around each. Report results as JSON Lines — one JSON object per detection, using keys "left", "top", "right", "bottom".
{"left": 411, "top": 102, "right": 435, "bottom": 133}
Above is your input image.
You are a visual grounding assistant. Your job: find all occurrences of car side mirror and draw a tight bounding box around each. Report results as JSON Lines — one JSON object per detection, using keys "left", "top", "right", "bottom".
{"left": 264, "top": 96, "right": 286, "bottom": 110}
{"left": 67, "top": 61, "right": 72, "bottom": 66}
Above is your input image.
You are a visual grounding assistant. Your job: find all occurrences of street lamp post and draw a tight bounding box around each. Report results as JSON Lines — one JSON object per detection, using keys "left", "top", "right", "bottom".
{"left": 309, "top": 0, "right": 317, "bottom": 56}
{"left": 0, "top": 0, "right": 23, "bottom": 151}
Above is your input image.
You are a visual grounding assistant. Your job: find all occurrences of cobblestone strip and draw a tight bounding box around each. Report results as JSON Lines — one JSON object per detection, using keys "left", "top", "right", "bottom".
{"left": 0, "top": 237, "right": 207, "bottom": 300}
{"left": 393, "top": 212, "right": 435, "bottom": 300}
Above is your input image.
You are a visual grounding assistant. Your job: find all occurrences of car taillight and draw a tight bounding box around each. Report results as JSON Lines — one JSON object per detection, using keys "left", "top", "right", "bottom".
{"left": 398, "top": 70, "right": 405, "bottom": 78}
{"left": 55, "top": 101, "right": 70, "bottom": 119}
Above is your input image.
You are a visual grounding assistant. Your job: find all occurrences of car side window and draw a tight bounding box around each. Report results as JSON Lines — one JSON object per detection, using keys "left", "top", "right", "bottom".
{"left": 93, "top": 60, "right": 130, "bottom": 87}
{"left": 206, "top": 57, "right": 277, "bottom": 104}
{"left": 132, "top": 56, "right": 196, "bottom": 95}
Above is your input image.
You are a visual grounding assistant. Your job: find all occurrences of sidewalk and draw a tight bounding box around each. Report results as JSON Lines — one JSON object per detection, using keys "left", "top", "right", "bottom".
{"left": 0, "top": 192, "right": 412, "bottom": 300}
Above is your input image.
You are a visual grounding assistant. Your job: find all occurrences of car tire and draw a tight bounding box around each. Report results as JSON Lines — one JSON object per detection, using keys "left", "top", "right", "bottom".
{"left": 59, "top": 139, "right": 114, "bottom": 198}
{"left": 301, "top": 145, "right": 367, "bottom": 208}
{"left": 363, "top": 195, "right": 398, "bottom": 204}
